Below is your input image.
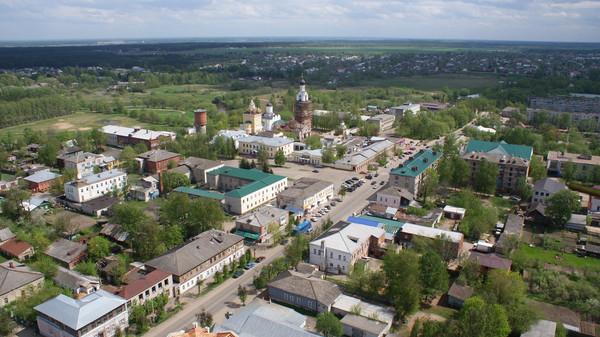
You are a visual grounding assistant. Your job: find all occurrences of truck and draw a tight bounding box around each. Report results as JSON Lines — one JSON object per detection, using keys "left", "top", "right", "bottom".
{"left": 474, "top": 240, "right": 495, "bottom": 253}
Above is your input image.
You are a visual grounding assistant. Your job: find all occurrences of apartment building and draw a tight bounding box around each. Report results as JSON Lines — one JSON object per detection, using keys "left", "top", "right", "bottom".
{"left": 528, "top": 94, "right": 600, "bottom": 125}
{"left": 390, "top": 149, "right": 442, "bottom": 196}
{"left": 277, "top": 177, "right": 334, "bottom": 212}
{"left": 137, "top": 149, "right": 182, "bottom": 174}
{"left": 62, "top": 152, "right": 117, "bottom": 179}
{"left": 366, "top": 114, "right": 395, "bottom": 132}
{"left": 334, "top": 140, "right": 395, "bottom": 172}
{"left": 237, "top": 135, "right": 294, "bottom": 158}
{"left": 389, "top": 102, "right": 420, "bottom": 118}
{"left": 64, "top": 170, "right": 127, "bottom": 203}
{"left": 234, "top": 205, "right": 289, "bottom": 243}
{"left": 547, "top": 151, "right": 600, "bottom": 178}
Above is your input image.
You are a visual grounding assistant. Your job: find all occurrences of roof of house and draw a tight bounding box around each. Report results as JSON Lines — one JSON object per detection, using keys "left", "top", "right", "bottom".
{"left": 350, "top": 215, "right": 404, "bottom": 236}
{"left": 0, "top": 227, "right": 16, "bottom": 242}
{"left": 567, "top": 214, "right": 587, "bottom": 225}
{"left": 533, "top": 178, "right": 567, "bottom": 194}
{"left": 100, "top": 223, "right": 129, "bottom": 243}
{"left": 0, "top": 238, "right": 33, "bottom": 257}
{"left": 53, "top": 266, "right": 100, "bottom": 291}
{"left": 235, "top": 206, "right": 288, "bottom": 228}
{"left": 377, "top": 187, "right": 414, "bottom": 200}
{"left": 468, "top": 252, "right": 512, "bottom": 270}
{"left": 34, "top": 289, "right": 127, "bottom": 331}
{"left": 80, "top": 195, "right": 119, "bottom": 212}
{"left": 0, "top": 260, "right": 44, "bottom": 296}
{"left": 238, "top": 135, "right": 294, "bottom": 147}
{"left": 215, "top": 300, "right": 320, "bottom": 337}
{"left": 167, "top": 326, "right": 238, "bottom": 337}
{"left": 277, "top": 178, "right": 333, "bottom": 201}
{"left": 504, "top": 214, "right": 524, "bottom": 236}
{"left": 447, "top": 281, "right": 474, "bottom": 301}
{"left": 391, "top": 150, "right": 442, "bottom": 177}
{"left": 174, "top": 186, "right": 225, "bottom": 201}
{"left": 401, "top": 223, "right": 464, "bottom": 243}
{"left": 67, "top": 169, "right": 126, "bottom": 187}
{"left": 268, "top": 270, "right": 341, "bottom": 307}
{"left": 340, "top": 314, "right": 388, "bottom": 335}
{"left": 101, "top": 125, "right": 176, "bottom": 141}
{"left": 45, "top": 239, "right": 87, "bottom": 264}
{"left": 138, "top": 149, "right": 181, "bottom": 162}
{"left": 116, "top": 268, "right": 171, "bottom": 300}
{"left": 332, "top": 294, "right": 395, "bottom": 324}
{"left": 443, "top": 205, "right": 467, "bottom": 215}
{"left": 521, "top": 320, "right": 557, "bottom": 337}
{"left": 146, "top": 230, "right": 243, "bottom": 276}
{"left": 464, "top": 140, "right": 533, "bottom": 160}
{"left": 547, "top": 151, "right": 600, "bottom": 166}
{"left": 24, "top": 170, "right": 61, "bottom": 183}
{"left": 529, "top": 300, "right": 581, "bottom": 332}
{"left": 208, "top": 167, "right": 287, "bottom": 198}
{"left": 310, "top": 221, "right": 385, "bottom": 254}
{"left": 182, "top": 157, "right": 223, "bottom": 170}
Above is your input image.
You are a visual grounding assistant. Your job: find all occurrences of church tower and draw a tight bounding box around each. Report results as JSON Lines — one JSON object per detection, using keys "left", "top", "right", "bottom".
{"left": 242, "top": 99, "right": 263, "bottom": 134}
{"left": 293, "top": 76, "right": 312, "bottom": 131}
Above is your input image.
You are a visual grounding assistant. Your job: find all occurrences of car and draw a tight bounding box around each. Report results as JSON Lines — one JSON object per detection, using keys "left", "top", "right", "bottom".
{"left": 347, "top": 187, "right": 355, "bottom": 192}
{"left": 233, "top": 269, "right": 244, "bottom": 278}
{"left": 325, "top": 205, "right": 331, "bottom": 210}
{"left": 380, "top": 181, "right": 385, "bottom": 185}
{"left": 281, "top": 238, "right": 289, "bottom": 245}
{"left": 365, "top": 174, "right": 373, "bottom": 179}
{"left": 330, "top": 202, "right": 336, "bottom": 206}
{"left": 352, "top": 177, "right": 359, "bottom": 181}
{"left": 255, "top": 256, "right": 266, "bottom": 263}
{"left": 335, "top": 197, "right": 343, "bottom": 202}
{"left": 312, "top": 169, "right": 319, "bottom": 173}
{"left": 244, "top": 262, "right": 257, "bottom": 270}
{"left": 374, "top": 173, "right": 379, "bottom": 177}
{"left": 310, "top": 217, "right": 318, "bottom": 222}
{"left": 371, "top": 181, "right": 377, "bottom": 185}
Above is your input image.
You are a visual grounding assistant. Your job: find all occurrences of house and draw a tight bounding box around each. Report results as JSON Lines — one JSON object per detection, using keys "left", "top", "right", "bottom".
{"left": 277, "top": 177, "right": 334, "bottom": 212}
{"left": 349, "top": 215, "right": 404, "bottom": 242}
{"left": 35, "top": 290, "right": 128, "bottom": 337}
{"left": 399, "top": 223, "right": 464, "bottom": 259}
{"left": 102, "top": 125, "right": 176, "bottom": 150}
{"left": 521, "top": 320, "right": 557, "bottom": 337}
{"left": 79, "top": 195, "right": 119, "bottom": 217}
{"left": 100, "top": 223, "right": 129, "bottom": 245}
{"left": 20, "top": 195, "right": 52, "bottom": 213}
{"left": 331, "top": 294, "right": 394, "bottom": 325}
{"left": 547, "top": 151, "right": 600, "bottom": 179}
{"left": 237, "top": 135, "right": 294, "bottom": 158}
{"left": 61, "top": 152, "right": 116, "bottom": 179}
{"left": 145, "top": 230, "right": 245, "bottom": 295}
{"left": 0, "top": 238, "right": 35, "bottom": 260}
{"left": 376, "top": 187, "right": 414, "bottom": 208}
{"left": 309, "top": 221, "right": 385, "bottom": 274}
{"left": 56, "top": 146, "right": 83, "bottom": 168}
{"left": 0, "top": 176, "right": 20, "bottom": 192}
{"left": 468, "top": 251, "right": 512, "bottom": 272}
{"left": 129, "top": 176, "right": 160, "bottom": 202}
{"left": 267, "top": 270, "right": 341, "bottom": 313}
{"left": 443, "top": 205, "right": 466, "bottom": 220}
{"left": 137, "top": 150, "right": 182, "bottom": 174}
{"left": 589, "top": 186, "right": 600, "bottom": 213}
{"left": 390, "top": 149, "right": 442, "bottom": 197}
{"left": 0, "top": 228, "right": 16, "bottom": 245}
{"left": 447, "top": 281, "right": 474, "bottom": 308}
{"left": 334, "top": 140, "right": 395, "bottom": 172}
{"left": 289, "top": 149, "right": 324, "bottom": 166}
{"left": 461, "top": 140, "right": 533, "bottom": 194}
{"left": 167, "top": 325, "right": 238, "bottom": 337}
{"left": 24, "top": 170, "right": 61, "bottom": 193}
{"left": 64, "top": 170, "right": 127, "bottom": 203}
{"left": 565, "top": 214, "right": 588, "bottom": 232}
{"left": 366, "top": 114, "right": 395, "bottom": 132}
{"left": 496, "top": 214, "right": 524, "bottom": 255}
{"left": 180, "top": 157, "right": 224, "bottom": 185}
{"left": 532, "top": 178, "right": 567, "bottom": 205}
{"left": 53, "top": 266, "right": 101, "bottom": 296}
{"left": 206, "top": 166, "right": 288, "bottom": 215}
{"left": 0, "top": 260, "right": 44, "bottom": 307}
{"left": 389, "top": 102, "right": 420, "bottom": 118}
{"left": 214, "top": 299, "right": 321, "bottom": 337}
{"left": 115, "top": 267, "right": 173, "bottom": 306}
{"left": 341, "top": 314, "right": 391, "bottom": 337}
{"left": 234, "top": 206, "right": 289, "bottom": 243}
{"left": 45, "top": 239, "right": 87, "bottom": 269}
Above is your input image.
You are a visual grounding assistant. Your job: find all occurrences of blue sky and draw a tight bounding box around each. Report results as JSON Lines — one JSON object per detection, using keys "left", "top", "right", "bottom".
{"left": 1, "top": 0, "right": 599, "bottom": 42}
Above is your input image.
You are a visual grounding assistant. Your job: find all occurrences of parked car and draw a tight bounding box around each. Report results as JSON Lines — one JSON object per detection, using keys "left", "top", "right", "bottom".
{"left": 312, "top": 169, "right": 319, "bottom": 173}
{"left": 244, "top": 262, "right": 257, "bottom": 270}
{"left": 371, "top": 181, "right": 377, "bottom": 185}
{"left": 380, "top": 181, "right": 385, "bottom": 185}
{"left": 233, "top": 269, "right": 245, "bottom": 278}
{"left": 255, "top": 256, "right": 266, "bottom": 263}
{"left": 365, "top": 174, "right": 373, "bottom": 179}
{"left": 374, "top": 173, "right": 379, "bottom": 177}
{"left": 352, "top": 177, "right": 359, "bottom": 181}
{"left": 330, "top": 202, "right": 336, "bottom": 206}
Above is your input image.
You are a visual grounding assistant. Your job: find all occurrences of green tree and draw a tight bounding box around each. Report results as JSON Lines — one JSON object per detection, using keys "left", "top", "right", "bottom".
{"left": 257, "top": 149, "right": 269, "bottom": 166}
{"left": 0, "top": 309, "right": 16, "bottom": 336}
{"left": 456, "top": 297, "right": 510, "bottom": 337}
{"left": 322, "top": 148, "right": 336, "bottom": 164}
{"left": 161, "top": 193, "right": 225, "bottom": 239}
{"left": 420, "top": 251, "right": 449, "bottom": 302}
{"left": 474, "top": 160, "right": 498, "bottom": 194}
{"left": 75, "top": 261, "right": 98, "bottom": 276}
{"left": 237, "top": 285, "right": 248, "bottom": 306}
{"left": 196, "top": 308, "right": 214, "bottom": 329}
{"left": 89, "top": 128, "right": 106, "bottom": 152}
{"left": 451, "top": 158, "right": 470, "bottom": 187}
{"left": 88, "top": 236, "right": 112, "bottom": 261}
{"left": 305, "top": 135, "right": 322, "bottom": 149}
{"left": 562, "top": 161, "right": 576, "bottom": 182}
{"left": 515, "top": 177, "right": 532, "bottom": 201}
{"left": 160, "top": 172, "right": 190, "bottom": 193}
{"left": 1, "top": 188, "right": 31, "bottom": 220}
{"left": 336, "top": 144, "right": 347, "bottom": 159}
{"left": 546, "top": 190, "right": 580, "bottom": 226}
{"left": 274, "top": 149, "right": 286, "bottom": 166}
{"left": 421, "top": 168, "right": 439, "bottom": 203}
{"left": 284, "top": 235, "right": 308, "bottom": 266}
{"left": 119, "top": 146, "right": 138, "bottom": 173}
{"left": 383, "top": 250, "right": 421, "bottom": 319}
{"left": 38, "top": 138, "right": 60, "bottom": 166}
{"left": 529, "top": 156, "right": 547, "bottom": 181}
{"left": 377, "top": 153, "right": 388, "bottom": 166}
{"left": 316, "top": 312, "right": 343, "bottom": 337}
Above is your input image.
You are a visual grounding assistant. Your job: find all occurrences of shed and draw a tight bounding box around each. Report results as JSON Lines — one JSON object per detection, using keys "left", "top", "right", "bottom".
{"left": 443, "top": 205, "right": 466, "bottom": 220}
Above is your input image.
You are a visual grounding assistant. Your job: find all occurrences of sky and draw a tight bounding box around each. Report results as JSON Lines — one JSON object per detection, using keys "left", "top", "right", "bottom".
{"left": 1, "top": 0, "right": 600, "bottom": 42}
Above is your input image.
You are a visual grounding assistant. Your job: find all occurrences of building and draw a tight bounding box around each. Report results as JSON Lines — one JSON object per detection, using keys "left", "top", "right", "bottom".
{"left": 521, "top": 320, "right": 557, "bottom": 337}
{"left": 367, "top": 114, "right": 395, "bottom": 132}
{"left": 215, "top": 299, "right": 321, "bottom": 337}
{"left": 137, "top": 149, "right": 181, "bottom": 174}
{"left": 331, "top": 294, "right": 394, "bottom": 326}
{"left": 447, "top": 281, "right": 474, "bottom": 308}
{"left": 389, "top": 102, "right": 420, "bottom": 118}
{"left": 173, "top": 186, "right": 225, "bottom": 203}
{"left": 461, "top": 140, "right": 533, "bottom": 193}
{"left": 24, "top": 170, "right": 61, "bottom": 193}
{"left": 399, "top": 223, "right": 464, "bottom": 259}
{"left": 293, "top": 77, "right": 313, "bottom": 138}
{"left": 0, "top": 228, "right": 16, "bottom": 245}
{"left": 0, "top": 176, "right": 19, "bottom": 192}
{"left": 532, "top": 178, "right": 567, "bottom": 205}
{"left": 502, "top": 106, "right": 520, "bottom": 118}
{"left": 64, "top": 170, "right": 127, "bottom": 203}
{"left": 590, "top": 186, "right": 600, "bottom": 213}
{"left": 0, "top": 260, "right": 44, "bottom": 307}
{"left": 547, "top": 151, "right": 600, "bottom": 178}
{"left": 340, "top": 314, "right": 390, "bottom": 337}
{"left": 194, "top": 109, "right": 208, "bottom": 134}
{"left": 262, "top": 102, "right": 282, "bottom": 132}
{"left": 0, "top": 238, "right": 35, "bottom": 261}
{"left": 168, "top": 325, "right": 237, "bottom": 337}
{"left": 234, "top": 206, "right": 289, "bottom": 243}
{"left": 242, "top": 100, "right": 263, "bottom": 134}
{"left": 53, "top": 266, "right": 101, "bottom": 296}
{"left": 468, "top": 252, "right": 512, "bottom": 272}
{"left": 129, "top": 176, "right": 160, "bottom": 202}
{"left": 62, "top": 152, "right": 116, "bottom": 179}
{"left": 289, "top": 149, "right": 323, "bottom": 166}
{"left": 180, "top": 157, "right": 224, "bottom": 185}
{"left": 334, "top": 140, "right": 395, "bottom": 172}
{"left": 207, "top": 166, "right": 288, "bottom": 215}
{"left": 443, "top": 205, "right": 466, "bottom": 220}
{"left": 496, "top": 214, "right": 524, "bottom": 255}
{"left": 390, "top": 149, "right": 442, "bottom": 196}
{"left": 267, "top": 270, "right": 341, "bottom": 313}
{"left": 35, "top": 290, "right": 128, "bottom": 337}
{"left": 115, "top": 267, "right": 173, "bottom": 306}
{"left": 528, "top": 95, "right": 600, "bottom": 125}
{"left": 565, "top": 213, "right": 588, "bottom": 232}
{"left": 474, "top": 125, "right": 497, "bottom": 134}
{"left": 376, "top": 187, "right": 413, "bottom": 208}
{"left": 421, "top": 102, "right": 449, "bottom": 111}
{"left": 145, "top": 230, "right": 244, "bottom": 295}
{"left": 45, "top": 239, "right": 87, "bottom": 269}
{"left": 309, "top": 221, "right": 385, "bottom": 274}
{"left": 277, "top": 178, "right": 334, "bottom": 212}
{"left": 237, "top": 135, "right": 294, "bottom": 158}
{"left": 214, "top": 130, "right": 248, "bottom": 150}
{"left": 101, "top": 125, "right": 176, "bottom": 149}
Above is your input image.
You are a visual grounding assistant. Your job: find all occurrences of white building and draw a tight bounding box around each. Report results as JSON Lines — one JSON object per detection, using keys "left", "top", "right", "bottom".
{"left": 309, "top": 222, "right": 385, "bottom": 274}
{"left": 238, "top": 135, "right": 294, "bottom": 158}
{"left": 213, "top": 129, "right": 249, "bottom": 149}
{"left": 63, "top": 152, "right": 117, "bottom": 179}
{"left": 262, "top": 102, "right": 282, "bottom": 132}
{"left": 367, "top": 114, "right": 395, "bottom": 132}
{"left": 389, "top": 102, "right": 420, "bottom": 119}
{"left": 64, "top": 170, "right": 127, "bottom": 203}
{"left": 290, "top": 149, "right": 324, "bottom": 166}
{"left": 35, "top": 290, "right": 128, "bottom": 337}
{"left": 277, "top": 177, "right": 334, "bottom": 212}
{"left": 101, "top": 125, "right": 176, "bottom": 149}
{"left": 532, "top": 178, "right": 567, "bottom": 205}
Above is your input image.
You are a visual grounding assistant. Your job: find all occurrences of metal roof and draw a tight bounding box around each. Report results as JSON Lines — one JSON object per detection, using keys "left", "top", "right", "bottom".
{"left": 464, "top": 140, "right": 533, "bottom": 160}
{"left": 401, "top": 223, "right": 463, "bottom": 243}
{"left": 391, "top": 149, "right": 442, "bottom": 177}
{"left": 208, "top": 167, "right": 286, "bottom": 198}
{"left": 24, "top": 170, "right": 61, "bottom": 183}
{"left": 174, "top": 186, "right": 225, "bottom": 200}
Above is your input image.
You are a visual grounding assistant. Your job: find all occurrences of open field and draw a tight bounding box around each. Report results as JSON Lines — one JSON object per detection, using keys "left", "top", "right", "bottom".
{"left": 514, "top": 245, "right": 600, "bottom": 270}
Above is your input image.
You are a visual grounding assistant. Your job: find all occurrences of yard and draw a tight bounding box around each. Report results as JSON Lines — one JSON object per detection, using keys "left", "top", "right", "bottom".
{"left": 513, "top": 245, "right": 600, "bottom": 270}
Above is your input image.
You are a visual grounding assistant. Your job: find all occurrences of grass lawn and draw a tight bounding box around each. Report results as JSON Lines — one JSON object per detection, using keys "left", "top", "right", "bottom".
{"left": 422, "top": 305, "right": 457, "bottom": 319}
{"left": 514, "top": 245, "right": 600, "bottom": 270}
{"left": 0, "top": 255, "right": 6, "bottom": 263}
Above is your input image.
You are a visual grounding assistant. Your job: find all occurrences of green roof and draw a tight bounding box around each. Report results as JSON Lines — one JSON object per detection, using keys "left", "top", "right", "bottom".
{"left": 209, "top": 166, "right": 287, "bottom": 198}
{"left": 234, "top": 230, "right": 261, "bottom": 240}
{"left": 357, "top": 215, "right": 405, "bottom": 234}
{"left": 464, "top": 140, "right": 533, "bottom": 160}
{"left": 173, "top": 186, "right": 225, "bottom": 200}
{"left": 391, "top": 149, "right": 442, "bottom": 177}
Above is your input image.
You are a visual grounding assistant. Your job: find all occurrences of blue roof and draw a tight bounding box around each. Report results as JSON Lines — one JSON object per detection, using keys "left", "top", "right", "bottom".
{"left": 347, "top": 216, "right": 380, "bottom": 227}
{"left": 391, "top": 150, "right": 442, "bottom": 177}
{"left": 173, "top": 186, "right": 224, "bottom": 200}
{"left": 354, "top": 215, "right": 405, "bottom": 235}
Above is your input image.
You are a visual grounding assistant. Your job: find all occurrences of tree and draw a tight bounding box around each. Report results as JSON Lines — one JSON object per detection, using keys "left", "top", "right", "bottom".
{"left": 420, "top": 251, "right": 449, "bottom": 302}
{"left": 1, "top": 188, "right": 31, "bottom": 220}
{"left": 75, "top": 261, "right": 98, "bottom": 276}
{"left": 257, "top": 149, "right": 269, "bottom": 166}
{"left": 316, "top": 312, "right": 343, "bottom": 337}
{"left": 562, "top": 161, "right": 576, "bottom": 182}
{"left": 196, "top": 308, "right": 213, "bottom": 329}
{"left": 456, "top": 297, "right": 510, "bottom": 337}
{"left": 421, "top": 168, "right": 439, "bottom": 203}
{"left": 38, "top": 138, "right": 60, "bottom": 166}
{"left": 160, "top": 171, "right": 190, "bottom": 193}
{"left": 0, "top": 309, "right": 16, "bottom": 336}
{"left": 377, "top": 153, "right": 388, "bottom": 166}
{"left": 237, "top": 285, "right": 248, "bottom": 306}
{"left": 529, "top": 156, "right": 547, "bottom": 181}
{"left": 515, "top": 177, "right": 532, "bottom": 201}
{"left": 474, "top": 160, "right": 498, "bottom": 194}
{"left": 119, "top": 146, "right": 138, "bottom": 172}
{"left": 336, "top": 144, "right": 347, "bottom": 159}
{"left": 450, "top": 158, "right": 470, "bottom": 188}
{"left": 322, "top": 148, "right": 336, "bottom": 163}
{"left": 88, "top": 236, "right": 111, "bottom": 261}
{"left": 274, "top": 149, "right": 286, "bottom": 166}
{"left": 546, "top": 190, "right": 580, "bottom": 226}
{"left": 161, "top": 193, "right": 225, "bottom": 239}
{"left": 383, "top": 250, "right": 421, "bottom": 319}
{"left": 285, "top": 235, "right": 308, "bottom": 266}
{"left": 305, "top": 135, "right": 322, "bottom": 149}
{"left": 89, "top": 128, "right": 106, "bottom": 152}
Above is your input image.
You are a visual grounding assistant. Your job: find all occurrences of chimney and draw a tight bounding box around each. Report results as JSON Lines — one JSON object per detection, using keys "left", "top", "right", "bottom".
{"left": 194, "top": 109, "right": 208, "bottom": 134}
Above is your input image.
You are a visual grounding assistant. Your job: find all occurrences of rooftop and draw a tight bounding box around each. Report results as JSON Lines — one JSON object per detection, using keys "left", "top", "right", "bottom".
{"left": 268, "top": 270, "right": 341, "bottom": 307}
{"left": 235, "top": 206, "right": 288, "bottom": 228}
{"left": 67, "top": 169, "right": 126, "bottom": 187}
{"left": 0, "top": 260, "right": 44, "bottom": 296}
{"left": 138, "top": 149, "right": 180, "bottom": 162}
{"left": 547, "top": 151, "right": 600, "bottom": 166}
{"left": 174, "top": 186, "right": 225, "bottom": 201}
{"left": 101, "top": 125, "right": 175, "bottom": 141}
{"left": 468, "top": 252, "right": 512, "bottom": 270}
{"left": 45, "top": 239, "right": 87, "bottom": 265}
{"left": 0, "top": 227, "right": 16, "bottom": 242}
{"left": 24, "top": 170, "right": 61, "bottom": 183}
{"left": 340, "top": 314, "right": 389, "bottom": 335}
{"left": 182, "top": 157, "right": 223, "bottom": 170}
{"left": 447, "top": 281, "right": 474, "bottom": 301}
{"left": 238, "top": 135, "right": 294, "bottom": 147}
{"left": 278, "top": 178, "right": 333, "bottom": 201}
{"left": 0, "top": 238, "right": 33, "bottom": 257}
{"left": 332, "top": 294, "right": 394, "bottom": 324}
{"left": 533, "top": 178, "right": 567, "bottom": 194}
{"left": 310, "top": 221, "right": 385, "bottom": 254}
{"left": 53, "top": 266, "right": 100, "bottom": 292}
{"left": 350, "top": 215, "right": 404, "bottom": 236}
{"left": 391, "top": 149, "right": 442, "bottom": 177}
{"left": 464, "top": 140, "right": 533, "bottom": 160}
{"left": 208, "top": 166, "right": 286, "bottom": 198}
{"left": 116, "top": 268, "right": 171, "bottom": 300}
{"left": 34, "top": 289, "right": 127, "bottom": 331}
{"left": 401, "top": 223, "right": 464, "bottom": 243}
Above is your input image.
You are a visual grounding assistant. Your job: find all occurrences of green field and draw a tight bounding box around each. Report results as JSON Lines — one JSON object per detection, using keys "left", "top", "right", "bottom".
{"left": 514, "top": 245, "right": 600, "bottom": 270}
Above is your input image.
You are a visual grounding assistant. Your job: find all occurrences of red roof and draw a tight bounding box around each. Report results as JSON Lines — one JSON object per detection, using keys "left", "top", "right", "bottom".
{"left": 0, "top": 239, "right": 33, "bottom": 257}
{"left": 116, "top": 268, "right": 171, "bottom": 300}
{"left": 468, "top": 252, "right": 512, "bottom": 270}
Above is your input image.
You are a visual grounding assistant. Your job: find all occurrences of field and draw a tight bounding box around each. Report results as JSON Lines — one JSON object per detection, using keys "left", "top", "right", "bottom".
{"left": 361, "top": 73, "right": 500, "bottom": 90}
{"left": 514, "top": 245, "right": 600, "bottom": 270}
